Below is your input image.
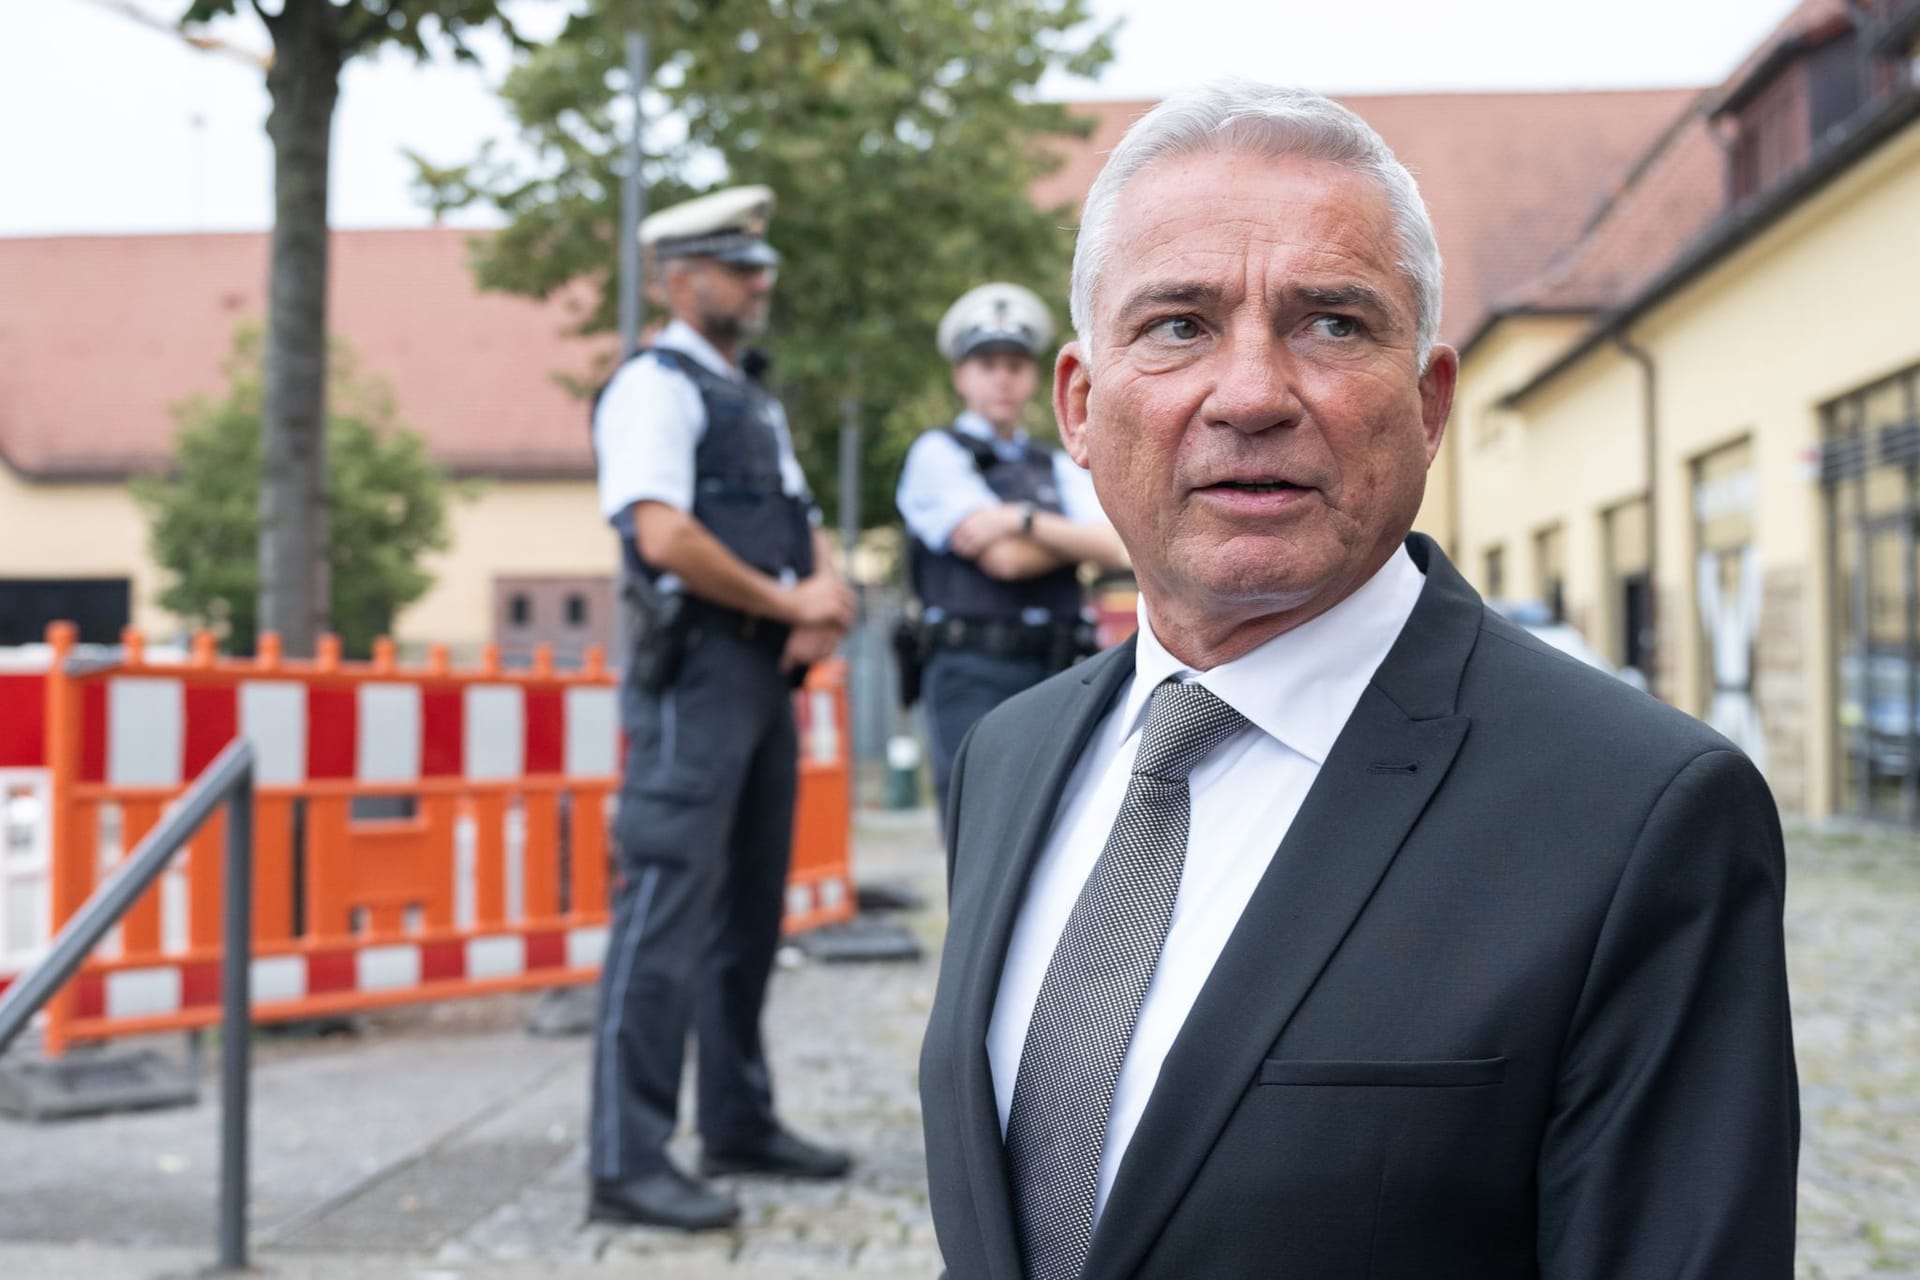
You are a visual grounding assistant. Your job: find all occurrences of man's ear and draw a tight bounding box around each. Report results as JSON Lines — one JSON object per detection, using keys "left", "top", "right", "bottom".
{"left": 646, "top": 269, "right": 675, "bottom": 312}
{"left": 1418, "top": 344, "right": 1458, "bottom": 464}
{"left": 1055, "top": 341, "right": 1094, "bottom": 468}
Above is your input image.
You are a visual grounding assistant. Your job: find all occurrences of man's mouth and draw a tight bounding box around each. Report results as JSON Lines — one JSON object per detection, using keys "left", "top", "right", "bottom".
{"left": 1211, "top": 479, "right": 1301, "bottom": 493}
{"left": 1202, "top": 477, "right": 1307, "bottom": 494}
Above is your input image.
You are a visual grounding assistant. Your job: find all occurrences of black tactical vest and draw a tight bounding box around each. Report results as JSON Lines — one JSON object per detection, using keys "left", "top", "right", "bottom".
{"left": 595, "top": 346, "right": 815, "bottom": 591}
{"left": 908, "top": 426, "right": 1083, "bottom": 623}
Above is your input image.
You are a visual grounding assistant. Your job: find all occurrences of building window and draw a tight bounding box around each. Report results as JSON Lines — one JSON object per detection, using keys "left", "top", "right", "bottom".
{"left": 0, "top": 578, "right": 131, "bottom": 646}
{"left": 1822, "top": 362, "right": 1920, "bottom": 825}
{"left": 1603, "top": 498, "right": 1653, "bottom": 686}
{"left": 1693, "top": 437, "right": 1763, "bottom": 766}
{"left": 1484, "top": 546, "right": 1506, "bottom": 600}
{"left": 1533, "top": 524, "right": 1566, "bottom": 623}
{"left": 1805, "top": 31, "right": 1866, "bottom": 141}
{"left": 493, "top": 577, "right": 617, "bottom": 670}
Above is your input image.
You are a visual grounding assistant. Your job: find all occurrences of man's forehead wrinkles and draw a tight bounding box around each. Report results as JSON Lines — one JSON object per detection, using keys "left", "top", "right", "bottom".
{"left": 1093, "top": 154, "right": 1413, "bottom": 335}
{"left": 1120, "top": 224, "right": 1396, "bottom": 279}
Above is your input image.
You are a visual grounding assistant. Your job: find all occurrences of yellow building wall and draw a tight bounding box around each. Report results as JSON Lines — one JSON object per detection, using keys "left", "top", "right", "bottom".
{"left": 397, "top": 478, "right": 615, "bottom": 653}
{"left": 1496, "top": 350, "right": 1651, "bottom": 653}
{"left": 1440, "top": 314, "right": 1615, "bottom": 616}
{"left": 1628, "top": 118, "right": 1920, "bottom": 816}
{"left": 0, "top": 461, "right": 172, "bottom": 637}
{"left": 0, "top": 459, "right": 614, "bottom": 656}
{"left": 1501, "top": 116, "right": 1920, "bottom": 816}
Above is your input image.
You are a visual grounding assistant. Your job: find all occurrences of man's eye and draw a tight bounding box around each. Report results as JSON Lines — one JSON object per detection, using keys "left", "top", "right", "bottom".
{"left": 1149, "top": 316, "right": 1203, "bottom": 342}
{"left": 1312, "top": 314, "right": 1360, "bottom": 339}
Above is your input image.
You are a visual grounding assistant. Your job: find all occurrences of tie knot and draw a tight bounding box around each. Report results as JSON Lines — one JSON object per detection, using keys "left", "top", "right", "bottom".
{"left": 1132, "top": 680, "right": 1248, "bottom": 781}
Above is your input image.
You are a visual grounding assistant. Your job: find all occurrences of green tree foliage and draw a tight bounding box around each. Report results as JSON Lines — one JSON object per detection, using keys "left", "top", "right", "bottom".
{"left": 429, "top": 0, "right": 1113, "bottom": 534}
{"left": 135, "top": 328, "right": 455, "bottom": 657}
{"left": 176, "top": 0, "right": 519, "bottom": 655}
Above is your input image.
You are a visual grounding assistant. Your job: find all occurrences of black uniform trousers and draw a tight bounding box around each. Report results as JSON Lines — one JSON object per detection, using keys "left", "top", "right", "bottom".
{"left": 922, "top": 646, "right": 1049, "bottom": 820}
{"left": 588, "top": 627, "right": 797, "bottom": 1180}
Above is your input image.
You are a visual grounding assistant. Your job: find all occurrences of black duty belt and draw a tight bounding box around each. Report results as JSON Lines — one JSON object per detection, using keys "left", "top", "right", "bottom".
{"left": 923, "top": 617, "right": 1072, "bottom": 659}
{"left": 684, "top": 598, "right": 790, "bottom": 656}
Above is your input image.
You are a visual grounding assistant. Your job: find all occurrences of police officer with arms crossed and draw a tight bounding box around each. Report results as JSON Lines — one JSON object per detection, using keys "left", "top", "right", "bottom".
{"left": 897, "top": 282, "right": 1129, "bottom": 816}
{"left": 587, "top": 185, "right": 856, "bottom": 1232}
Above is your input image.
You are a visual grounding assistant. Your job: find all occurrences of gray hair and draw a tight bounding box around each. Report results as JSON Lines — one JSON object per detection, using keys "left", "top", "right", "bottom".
{"left": 1069, "top": 80, "right": 1444, "bottom": 369}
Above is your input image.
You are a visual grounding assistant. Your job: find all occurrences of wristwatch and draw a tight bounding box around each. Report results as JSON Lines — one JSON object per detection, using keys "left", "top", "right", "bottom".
{"left": 1019, "top": 501, "right": 1037, "bottom": 536}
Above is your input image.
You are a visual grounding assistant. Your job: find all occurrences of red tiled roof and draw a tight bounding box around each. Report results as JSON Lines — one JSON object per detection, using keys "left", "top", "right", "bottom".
{"left": 1036, "top": 89, "right": 1700, "bottom": 349}
{"left": 1498, "top": 104, "right": 1728, "bottom": 315}
{"left": 0, "top": 229, "right": 613, "bottom": 479}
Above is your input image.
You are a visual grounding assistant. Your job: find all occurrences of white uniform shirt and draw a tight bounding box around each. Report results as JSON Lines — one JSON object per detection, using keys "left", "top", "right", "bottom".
{"left": 593, "top": 318, "right": 809, "bottom": 522}
{"left": 895, "top": 410, "right": 1108, "bottom": 552}
{"left": 986, "top": 546, "right": 1427, "bottom": 1224}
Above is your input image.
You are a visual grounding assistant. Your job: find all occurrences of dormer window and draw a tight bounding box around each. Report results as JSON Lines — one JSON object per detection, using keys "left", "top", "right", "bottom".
{"left": 1714, "top": 11, "right": 1904, "bottom": 205}
{"left": 1729, "top": 64, "right": 1811, "bottom": 202}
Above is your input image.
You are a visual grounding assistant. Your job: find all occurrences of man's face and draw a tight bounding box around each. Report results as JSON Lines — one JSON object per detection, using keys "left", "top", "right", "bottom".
{"left": 952, "top": 350, "right": 1039, "bottom": 431}
{"left": 1056, "top": 149, "right": 1456, "bottom": 638}
{"left": 672, "top": 257, "right": 776, "bottom": 342}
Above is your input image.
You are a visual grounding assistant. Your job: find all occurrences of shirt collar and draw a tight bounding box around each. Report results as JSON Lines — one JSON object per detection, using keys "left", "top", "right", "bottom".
{"left": 954, "top": 410, "right": 1028, "bottom": 458}
{"left": 656, "top": 318, "right": 741, "bottom": 381}
{"left": 1122, "top": 545, "right": 1427, "bottom": 766}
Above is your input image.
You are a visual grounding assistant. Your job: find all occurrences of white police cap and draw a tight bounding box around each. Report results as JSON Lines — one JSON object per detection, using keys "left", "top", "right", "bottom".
{"left": 937, "top": 282, "right": 1055, "bottom": 363}
{"left": 641, "top": 184, "right": 780, "bottom": 267}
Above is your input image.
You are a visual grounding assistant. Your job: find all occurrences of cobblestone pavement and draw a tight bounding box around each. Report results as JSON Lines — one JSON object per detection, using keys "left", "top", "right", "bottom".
{"left": 1788, "top": 821, "right": 1920, "bottom": 1279}
{"left": 445, "top": 813, "right": 1920, "bottom": 1279}
{"left": 0, "top": 810, "right": 1914, "bottom": 1279}
{"left": 429, "top": 808, "right": 951, "bottom": 1277}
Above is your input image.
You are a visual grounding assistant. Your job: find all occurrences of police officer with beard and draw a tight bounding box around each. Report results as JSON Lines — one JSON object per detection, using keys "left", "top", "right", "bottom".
{"left": 896, "top": 282, "right": 1128, "bottom": 817}
{"left": 587, "top": 186, "right": 856, "bottom": 1232}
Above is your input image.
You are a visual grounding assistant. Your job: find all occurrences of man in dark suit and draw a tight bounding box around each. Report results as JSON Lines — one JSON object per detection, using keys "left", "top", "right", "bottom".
{"left": 919, "top": 81, "right": 1798, "bottom": 1279}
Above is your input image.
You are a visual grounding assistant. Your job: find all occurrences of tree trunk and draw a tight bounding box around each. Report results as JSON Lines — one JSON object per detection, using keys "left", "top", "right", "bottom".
{"left": 259, "top": 0, "right": 341, "bottom": 657}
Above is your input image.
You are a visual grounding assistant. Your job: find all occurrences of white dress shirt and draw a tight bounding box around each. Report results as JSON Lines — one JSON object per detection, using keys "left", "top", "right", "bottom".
{"left": 895, "top": 410, "right": 1108, "bottom": 552}
{"left": 986, "top": 546, "right": 1427, "bottom": 1222}
{"left": 593, "top": 318, "right": 809, "bottom": 521}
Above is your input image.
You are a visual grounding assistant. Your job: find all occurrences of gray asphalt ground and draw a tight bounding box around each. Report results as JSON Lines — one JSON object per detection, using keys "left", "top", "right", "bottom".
{"left": 0, "top": 809, "right": 1915, "bottom": 1279}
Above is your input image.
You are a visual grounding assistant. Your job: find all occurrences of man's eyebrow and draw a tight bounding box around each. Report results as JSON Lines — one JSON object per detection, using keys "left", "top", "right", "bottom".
{"left": 1290, "top": 284, "right": 1395, "bottom": 317}
{"left": 1112, "top": 282, "right": 1230, "bottom": 326}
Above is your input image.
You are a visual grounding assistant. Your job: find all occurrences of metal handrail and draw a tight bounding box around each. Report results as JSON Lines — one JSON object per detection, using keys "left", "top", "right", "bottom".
{"left": 0, "top": 738, "right": 255, "bottom": 1272}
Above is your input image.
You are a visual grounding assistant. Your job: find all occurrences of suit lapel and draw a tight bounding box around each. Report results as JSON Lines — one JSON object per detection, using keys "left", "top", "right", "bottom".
{"left": 1081, "top": 535, "right": 1484, "bottom": 1279}
{"left": 949, "top": 639, "right": 1137, "bottom": 1279}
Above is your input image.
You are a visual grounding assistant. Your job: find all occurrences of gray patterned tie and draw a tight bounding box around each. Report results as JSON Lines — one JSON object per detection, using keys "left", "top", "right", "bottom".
{"left": 1004, "top": 678, "right": 1250, "bottom": 1280}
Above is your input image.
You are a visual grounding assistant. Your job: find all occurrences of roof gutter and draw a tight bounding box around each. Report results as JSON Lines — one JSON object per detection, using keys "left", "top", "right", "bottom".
{"left": 1451, "top": 305, "right": 1596, "bottom": 367}
{"left": 1501, "top": 86, "right": 1920, "bottom": 411}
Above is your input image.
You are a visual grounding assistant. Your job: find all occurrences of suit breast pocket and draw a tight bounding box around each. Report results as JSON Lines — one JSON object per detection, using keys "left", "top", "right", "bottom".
{"left": 1257, "top": 1056, "right": 1507, "bottom": 1088}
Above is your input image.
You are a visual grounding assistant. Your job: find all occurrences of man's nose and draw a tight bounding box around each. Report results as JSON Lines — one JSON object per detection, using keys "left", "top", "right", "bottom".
{"left": 1201, "top": 328, "right": 1303, "bottom": 435}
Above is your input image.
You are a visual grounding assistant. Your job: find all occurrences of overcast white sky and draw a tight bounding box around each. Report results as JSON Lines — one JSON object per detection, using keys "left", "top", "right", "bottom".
{"left": 3, "top": 0, "right": 1800, "bottom": 236}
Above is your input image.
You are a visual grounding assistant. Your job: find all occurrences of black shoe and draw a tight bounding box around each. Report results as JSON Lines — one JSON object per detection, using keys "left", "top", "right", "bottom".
{"left": 700, "top": 1127, "right": 854, "bottom": 1180}
{"left": 587, "top": 1169, "right": 739, "bottom": 1231}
